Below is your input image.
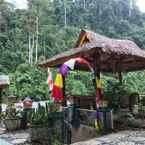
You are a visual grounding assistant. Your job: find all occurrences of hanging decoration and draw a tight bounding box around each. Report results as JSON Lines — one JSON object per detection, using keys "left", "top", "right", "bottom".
{"left": 95, "top": 111, "right": 101, "bottom": 132}
{"left": 52, "top": 85, "right": 63, "bottom": 101}
{"left": 47, "top": 68, "right": 54, "bottom": 91}
{"left": 47, "top": 57, "right": 102, "bottom": 132}
{"left": 95, "top": 76, "right": 102, "bottom": 132}
{"left": 48, "top": 57, "right": 96, "bottom": 104}
{"left": 54, "top": 73, "right": 63, "bottom": 88}
{"left": 96, "top": 78, "right": 102, "bottom": 108}
{"left": 59, "top": 57, "right": 94, "bottom": 77}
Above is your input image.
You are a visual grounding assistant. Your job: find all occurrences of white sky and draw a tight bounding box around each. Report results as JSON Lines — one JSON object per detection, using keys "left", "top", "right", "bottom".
{"left": 6, "top": 0, "right": 28, "bottom": 9}
{"left": 136, "top": 0, "right": 145, "bottom": 12}
{"left": 5, "top": 0, "right": 145, "bottom": 12}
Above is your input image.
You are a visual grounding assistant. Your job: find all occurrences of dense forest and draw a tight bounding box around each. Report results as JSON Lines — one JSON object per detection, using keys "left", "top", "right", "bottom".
{"left": 1, "top": 0, "right": 145, "bottom": 107}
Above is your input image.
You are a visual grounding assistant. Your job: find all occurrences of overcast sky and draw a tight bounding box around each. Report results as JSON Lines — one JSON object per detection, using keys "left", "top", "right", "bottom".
{"left": 5, "top": 0, "right": 145, "bottom": 12}
{"left": 136, "top": 0, "right": 145, "bottom": 12}
{"left": 6, "top": 0, "right": 28, "bottom": 9}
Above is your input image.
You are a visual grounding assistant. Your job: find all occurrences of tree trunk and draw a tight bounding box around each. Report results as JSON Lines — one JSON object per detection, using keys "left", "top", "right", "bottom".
{"left": 129, "top": 0, "right": 132, "bottom": 17}
{"left": 83, "top": 0, "right": 86, "bottom": 9}
{"left": 43, "top": 40, "right": 46, "bottom": 58}
{"left": 28, "top": 33, "right": 31, "bottom": 64}
{"left": 35, "top": 16, "right": 39, "bottom": 63}
{"left": 30, "top": 34, "right": 35, "bottom": 65}
{"left": 64, "top": 7, "right": 67, "bottom": 28}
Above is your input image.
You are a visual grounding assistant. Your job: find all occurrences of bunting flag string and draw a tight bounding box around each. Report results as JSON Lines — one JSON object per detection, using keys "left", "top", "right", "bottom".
{"left": 49, "top": 57, "right": 94, "bottom": 102}
{"left": 59, "top": 57, "right": 94, "bottom": 77}
{"left": 54, "top": 73, "right": 63, "bottom": 88}
{"left": 47, "top": 68, "right": 54, "bottom": 91}
{"left": 47, "top": 57, "right": 102, "bottom": 133}
{"left": 96, "top": 78, "right": 102, "bottom": 108}
{"left": 95, "top": 76, "right": 102, "bottom": 132}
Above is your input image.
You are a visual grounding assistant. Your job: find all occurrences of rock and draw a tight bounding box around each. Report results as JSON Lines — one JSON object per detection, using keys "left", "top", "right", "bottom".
{"left": 11, "top": 139, "right": 27, "bottom": 144}
{"left": 71, "top": 125, "right": 97, "bottom": 143}
{"left": 117, "top": 141, "right": 135, "bottom": 145}
{"left": 71, "top": 130, "right": 145, "bottom": 145}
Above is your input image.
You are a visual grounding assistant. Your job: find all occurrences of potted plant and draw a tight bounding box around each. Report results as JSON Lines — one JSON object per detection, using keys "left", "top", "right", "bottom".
{"left": 4, "top": 104, "right": 21, "bottom": 131}
{"left": 28, "top": 103, "right": 50, "bottom": 144}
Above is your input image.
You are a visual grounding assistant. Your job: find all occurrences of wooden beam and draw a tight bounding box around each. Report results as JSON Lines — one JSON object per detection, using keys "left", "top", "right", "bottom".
{"left": 62, "top": 76, "right": 67, "bottom": 107}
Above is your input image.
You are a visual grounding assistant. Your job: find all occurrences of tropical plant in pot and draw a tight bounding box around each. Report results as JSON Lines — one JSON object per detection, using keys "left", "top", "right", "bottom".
{"left": 28, "top": 103, "right": 50, "bottom": 143}
{"left": 4, "top": 104, "right": 21, "bottom": 131}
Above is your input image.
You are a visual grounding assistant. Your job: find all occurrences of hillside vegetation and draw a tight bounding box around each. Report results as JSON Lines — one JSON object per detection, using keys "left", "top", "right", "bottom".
{"left": 0, "top": 0, "right": 145, "bottom": 106}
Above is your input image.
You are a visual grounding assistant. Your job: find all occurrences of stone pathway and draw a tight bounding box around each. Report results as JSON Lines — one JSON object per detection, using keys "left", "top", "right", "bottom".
{"left": 1, "top": 128, "right": 145, "bottom": 145}
{"left": 72, "top": 130, "right": 145, "bottom": 145}
{"left": 0, "top": 128, "right": 29, "bottom": 145}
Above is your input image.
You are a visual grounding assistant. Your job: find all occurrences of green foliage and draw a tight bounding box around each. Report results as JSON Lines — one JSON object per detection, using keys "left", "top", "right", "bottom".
{"left": 8, "top": 64, "right": 48, "bottom": 101}
{"left": 124, "top": 71, "right": 145, "bottom": 94}
{"left": 66, "top": 71, "right": 94, "bottom": 96}
{"left": 28, "top": 103, "right": 49, "bottom": 125}
{"left": 102, "top": 76, "right": 130, "bottom": 110}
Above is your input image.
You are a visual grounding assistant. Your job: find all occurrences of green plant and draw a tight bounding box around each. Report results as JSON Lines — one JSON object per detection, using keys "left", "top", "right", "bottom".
{"left": 102, "top": 76, "right": 131, "bottom": 111}
{"left": 0, "top": 112, "right": 6, "bottom": 119}
{"left": 5, "top": 104, "right": 20, "bottom": 119}
{"left": 28, "top": 103, "right": 49, "bottom": 125}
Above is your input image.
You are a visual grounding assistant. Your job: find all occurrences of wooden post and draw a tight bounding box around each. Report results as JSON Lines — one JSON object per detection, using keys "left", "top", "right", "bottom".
{"left": 93, "top": 55, "right": 102, "bottom": 109}
{"left": 112, "top": 59, "right": 123, "bottom": 84}
{"left": 118, "top": 71, "right": 122, "bottom": 84}
{"left": 93, "top": 55, "right": 102, "bottom": 133}
{"left": 117, "top": 61, "right": 123, "bottom": 84}
{"left": 62, "top": 76, "right": 67, "bottom": 107}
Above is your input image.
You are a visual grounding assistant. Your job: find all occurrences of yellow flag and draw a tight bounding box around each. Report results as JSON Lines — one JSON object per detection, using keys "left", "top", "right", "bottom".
{"left": 96, "top": 78, "right": 101, "bottom": 88}
{"left": 54, "top": 73, "right": 63, "bottom": 88}
{"left": 95, "top": 120, "right": 100, "bottom": 132}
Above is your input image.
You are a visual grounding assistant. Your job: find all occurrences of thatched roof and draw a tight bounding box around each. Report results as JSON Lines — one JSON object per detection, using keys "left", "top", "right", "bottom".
{"left": 39, "top": 29, "right": 145, "bottom": 72}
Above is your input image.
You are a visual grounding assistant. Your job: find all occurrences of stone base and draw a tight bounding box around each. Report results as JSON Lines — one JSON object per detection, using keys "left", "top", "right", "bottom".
{"left": 71, "top": 125, "right": 97, "bottom": 143}
{"left": 29, "top": 125, "right": 50, "bottom": 143}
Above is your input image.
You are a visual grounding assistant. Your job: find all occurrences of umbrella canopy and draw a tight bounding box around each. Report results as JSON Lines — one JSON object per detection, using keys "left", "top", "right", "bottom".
{"left": 0, "top": 75, "right": 10, "bottom": 89}
{"left": 39, "top": 29, "right": 145, "bottom": 72}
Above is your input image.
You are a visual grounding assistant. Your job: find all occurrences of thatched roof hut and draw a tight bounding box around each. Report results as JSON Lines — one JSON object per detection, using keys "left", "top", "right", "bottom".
{"left": 39, "top": 30, "right": 145, "bottom": 72}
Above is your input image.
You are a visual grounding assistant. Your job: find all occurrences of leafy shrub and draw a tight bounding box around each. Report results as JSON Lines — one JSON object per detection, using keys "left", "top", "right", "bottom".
{"left": 28, "top": 103, "right": 49, "bottom": 125}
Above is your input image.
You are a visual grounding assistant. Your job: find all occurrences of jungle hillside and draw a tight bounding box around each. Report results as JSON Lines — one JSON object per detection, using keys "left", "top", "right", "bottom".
{"left": 1, "top": 0, "right": 145, "bottom": 107}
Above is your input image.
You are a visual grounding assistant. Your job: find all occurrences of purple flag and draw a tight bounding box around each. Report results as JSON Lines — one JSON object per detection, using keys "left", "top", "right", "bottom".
{"left": 59, "top": 64, "right": 69, "bottom": 77}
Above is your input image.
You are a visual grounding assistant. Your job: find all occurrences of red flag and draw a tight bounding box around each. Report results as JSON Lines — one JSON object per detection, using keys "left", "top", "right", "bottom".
{"left": 52, "top": 85, "right": 64, "bottom": 101}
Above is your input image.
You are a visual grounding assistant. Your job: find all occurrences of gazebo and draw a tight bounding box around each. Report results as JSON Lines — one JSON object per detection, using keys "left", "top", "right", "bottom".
{"left": 39, "top": 29, "right": 145, "bottom": 108}
{"left": 0, "top": 75, "right": 10, "bottom": 113}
